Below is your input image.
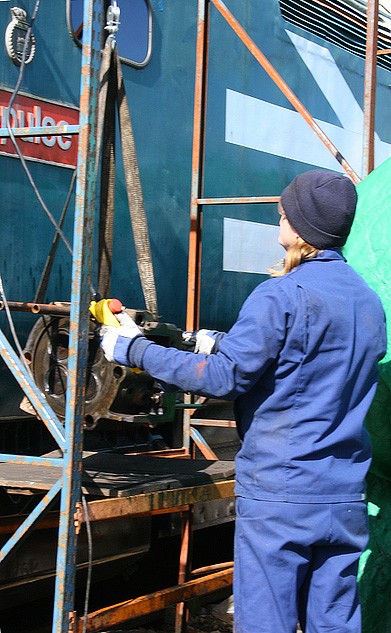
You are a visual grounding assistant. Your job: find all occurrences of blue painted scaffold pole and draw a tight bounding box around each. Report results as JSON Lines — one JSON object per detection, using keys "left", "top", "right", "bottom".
{"left": 52, "top": 0, "right": 103, "bottom": 631}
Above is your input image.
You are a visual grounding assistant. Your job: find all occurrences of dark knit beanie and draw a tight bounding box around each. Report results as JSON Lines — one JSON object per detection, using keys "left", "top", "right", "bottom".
{"left": 280, "top": 170, "right": 357, "bottom": 249}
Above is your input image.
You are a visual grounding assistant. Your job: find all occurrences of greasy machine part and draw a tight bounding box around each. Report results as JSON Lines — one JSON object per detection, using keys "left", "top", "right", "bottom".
{"left": 22, "top": 316, "right": 126, "bottom": 427}
{"left": 20, "top": 309, "right": 182, "bottom": 429}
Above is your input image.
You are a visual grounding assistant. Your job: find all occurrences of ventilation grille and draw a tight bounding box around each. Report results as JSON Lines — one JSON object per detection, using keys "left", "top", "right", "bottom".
{"left": 279, "top": 0, "right": 391, "bottom": 71}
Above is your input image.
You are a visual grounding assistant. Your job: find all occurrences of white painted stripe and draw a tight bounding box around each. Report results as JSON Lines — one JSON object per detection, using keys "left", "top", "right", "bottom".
{"left": 225, "top": 89, "right": 391, "bottom": 175}
{"left": 285, "top": 30, "right": 365, "bottom": 135}
{"left": 223, "top": 217, "right": 285, "bottom": 275}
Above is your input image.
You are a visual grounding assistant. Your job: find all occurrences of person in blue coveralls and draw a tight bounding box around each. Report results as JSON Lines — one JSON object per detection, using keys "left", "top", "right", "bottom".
{"left": 100, "top": 170, "right": 387, "bottom": 633}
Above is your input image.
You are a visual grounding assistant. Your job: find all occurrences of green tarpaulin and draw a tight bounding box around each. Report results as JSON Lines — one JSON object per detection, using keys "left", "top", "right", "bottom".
{"left": 344, "top": 157, "right": 391, "bottom": 632}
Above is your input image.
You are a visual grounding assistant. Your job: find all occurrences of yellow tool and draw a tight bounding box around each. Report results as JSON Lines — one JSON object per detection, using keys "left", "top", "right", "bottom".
{"left": 89, "top": 298, "right": 123, "bottom": 327}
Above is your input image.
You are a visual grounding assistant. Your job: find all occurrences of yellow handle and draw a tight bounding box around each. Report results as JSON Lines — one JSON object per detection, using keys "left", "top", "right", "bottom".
{"left": 89, "top": 299, "right": 121, "bottom": 327}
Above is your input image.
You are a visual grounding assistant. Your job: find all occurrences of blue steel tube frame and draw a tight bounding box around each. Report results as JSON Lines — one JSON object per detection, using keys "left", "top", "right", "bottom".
{"left": 52, "top": 1, "right": 103, "bottom": 631}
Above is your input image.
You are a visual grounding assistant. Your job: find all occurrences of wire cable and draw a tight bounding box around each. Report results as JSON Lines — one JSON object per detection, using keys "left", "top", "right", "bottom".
{"left": 0, "top": 272, "right": 34, "bottom": 379}
{"left": 5, "top": 0, "right": 73, "bottom": 257}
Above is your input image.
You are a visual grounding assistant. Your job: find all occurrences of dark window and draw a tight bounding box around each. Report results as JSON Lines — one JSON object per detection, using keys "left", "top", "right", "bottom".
{"left": 279, "top": 0, "right": 391, "bottom": 71}
{"left": 67, "top": 0, "right": 152, "bottom": 68}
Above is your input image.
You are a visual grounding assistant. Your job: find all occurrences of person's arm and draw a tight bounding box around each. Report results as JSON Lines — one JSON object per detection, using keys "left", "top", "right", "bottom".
{"left": 101, "top": 280, "right": 291, "bottom": 400}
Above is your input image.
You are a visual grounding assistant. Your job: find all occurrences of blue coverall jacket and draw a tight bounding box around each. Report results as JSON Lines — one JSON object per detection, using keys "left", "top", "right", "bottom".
{"left": 122, "top": 249, "right": 387, "bottom": 503}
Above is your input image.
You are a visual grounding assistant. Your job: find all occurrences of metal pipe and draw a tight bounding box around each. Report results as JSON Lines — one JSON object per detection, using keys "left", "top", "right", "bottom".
{"left": 0, "top": 301, "right": 71, "bottom": 317}
{"left": 362, "top": 0, "right": 379, "bottom": 176}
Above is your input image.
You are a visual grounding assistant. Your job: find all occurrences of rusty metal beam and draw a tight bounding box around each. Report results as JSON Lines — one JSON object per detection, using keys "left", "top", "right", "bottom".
{"left": 175, "top": 509, "right": 193, "bottom": 632}
{"left": 81, "top": 480, "right": 235, "bottom": 523}
{"left": 189, "top": 426, "right": 219, "bottom": 460}
{"left": 187, "top": 0, "right": 210, "bottom": 333}
{"left": 363, "top": 0, "right": 379, "bottom": 176}
{"left": 76, "top": 567, "right": 233, "bottom": 633}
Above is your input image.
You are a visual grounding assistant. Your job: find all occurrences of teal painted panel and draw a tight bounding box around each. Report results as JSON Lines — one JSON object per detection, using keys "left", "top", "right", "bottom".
{"left": 1, "top": 0, "right": 391, "bottom": 415}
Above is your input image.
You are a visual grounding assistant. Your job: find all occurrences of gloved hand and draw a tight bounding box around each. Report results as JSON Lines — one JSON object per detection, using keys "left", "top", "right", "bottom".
{"left": 100, "top": 311, "right": 143, "bottom": 363}
{"left": 182, "top": 329, "right": 224, "bottom": 355}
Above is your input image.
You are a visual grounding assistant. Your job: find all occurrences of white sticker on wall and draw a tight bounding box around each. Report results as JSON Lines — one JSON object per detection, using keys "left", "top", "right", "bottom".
{"left": 223, "top": 217, "right": 285, "bottom": 275}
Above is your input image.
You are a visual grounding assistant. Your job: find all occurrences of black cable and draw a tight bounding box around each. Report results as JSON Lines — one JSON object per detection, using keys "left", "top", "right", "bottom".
{"left": 5, "top": 0, "right": 73, "bottom": 256}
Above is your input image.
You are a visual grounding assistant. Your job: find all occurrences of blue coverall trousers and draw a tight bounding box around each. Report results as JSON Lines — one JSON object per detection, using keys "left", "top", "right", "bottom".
{"left": 233, "top": 497, "right": 369, "bottom": 633}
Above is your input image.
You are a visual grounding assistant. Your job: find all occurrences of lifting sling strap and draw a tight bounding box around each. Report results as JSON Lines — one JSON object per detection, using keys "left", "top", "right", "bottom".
{"left": 35, "top": 39, "right": 158, "bottom": 320}
{"left": 96, "top": 39, "right": 158, "bottom": 318}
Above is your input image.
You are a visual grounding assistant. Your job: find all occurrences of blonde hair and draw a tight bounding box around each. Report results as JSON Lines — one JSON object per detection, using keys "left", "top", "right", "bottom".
{"left": 268, "top": 238, "right": 320, "bottom": 277}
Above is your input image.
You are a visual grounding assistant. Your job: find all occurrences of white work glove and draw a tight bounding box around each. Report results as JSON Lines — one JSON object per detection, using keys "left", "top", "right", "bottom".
{"left": 100, "top": 311, "right": 143, "bottom": 363}
{"left": 182, "top": 329, "right": 223, "bottom": 355}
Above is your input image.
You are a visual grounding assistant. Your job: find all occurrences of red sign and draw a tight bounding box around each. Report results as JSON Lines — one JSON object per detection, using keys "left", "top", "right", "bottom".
{"left": 0, "top": 89, "right": 79, "bottom": 168}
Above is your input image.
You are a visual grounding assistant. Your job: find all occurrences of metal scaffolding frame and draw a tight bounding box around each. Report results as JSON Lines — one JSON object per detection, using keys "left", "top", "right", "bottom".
{"left": 0, "top": 1, "right": 102, "bottom": 631}
{"left": 184, "top": 0, "right": 381, "bottom": 477}
{"left": 0, "top": 0, "right": 384, "bottom": 631}
{"left": 0, "top": 2, "right": 234, "bottom": 631}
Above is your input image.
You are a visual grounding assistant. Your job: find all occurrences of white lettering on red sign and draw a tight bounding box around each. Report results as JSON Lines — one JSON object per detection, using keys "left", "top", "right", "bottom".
{"left": 0, "top": 90, "right": 79, "bottom": 167}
